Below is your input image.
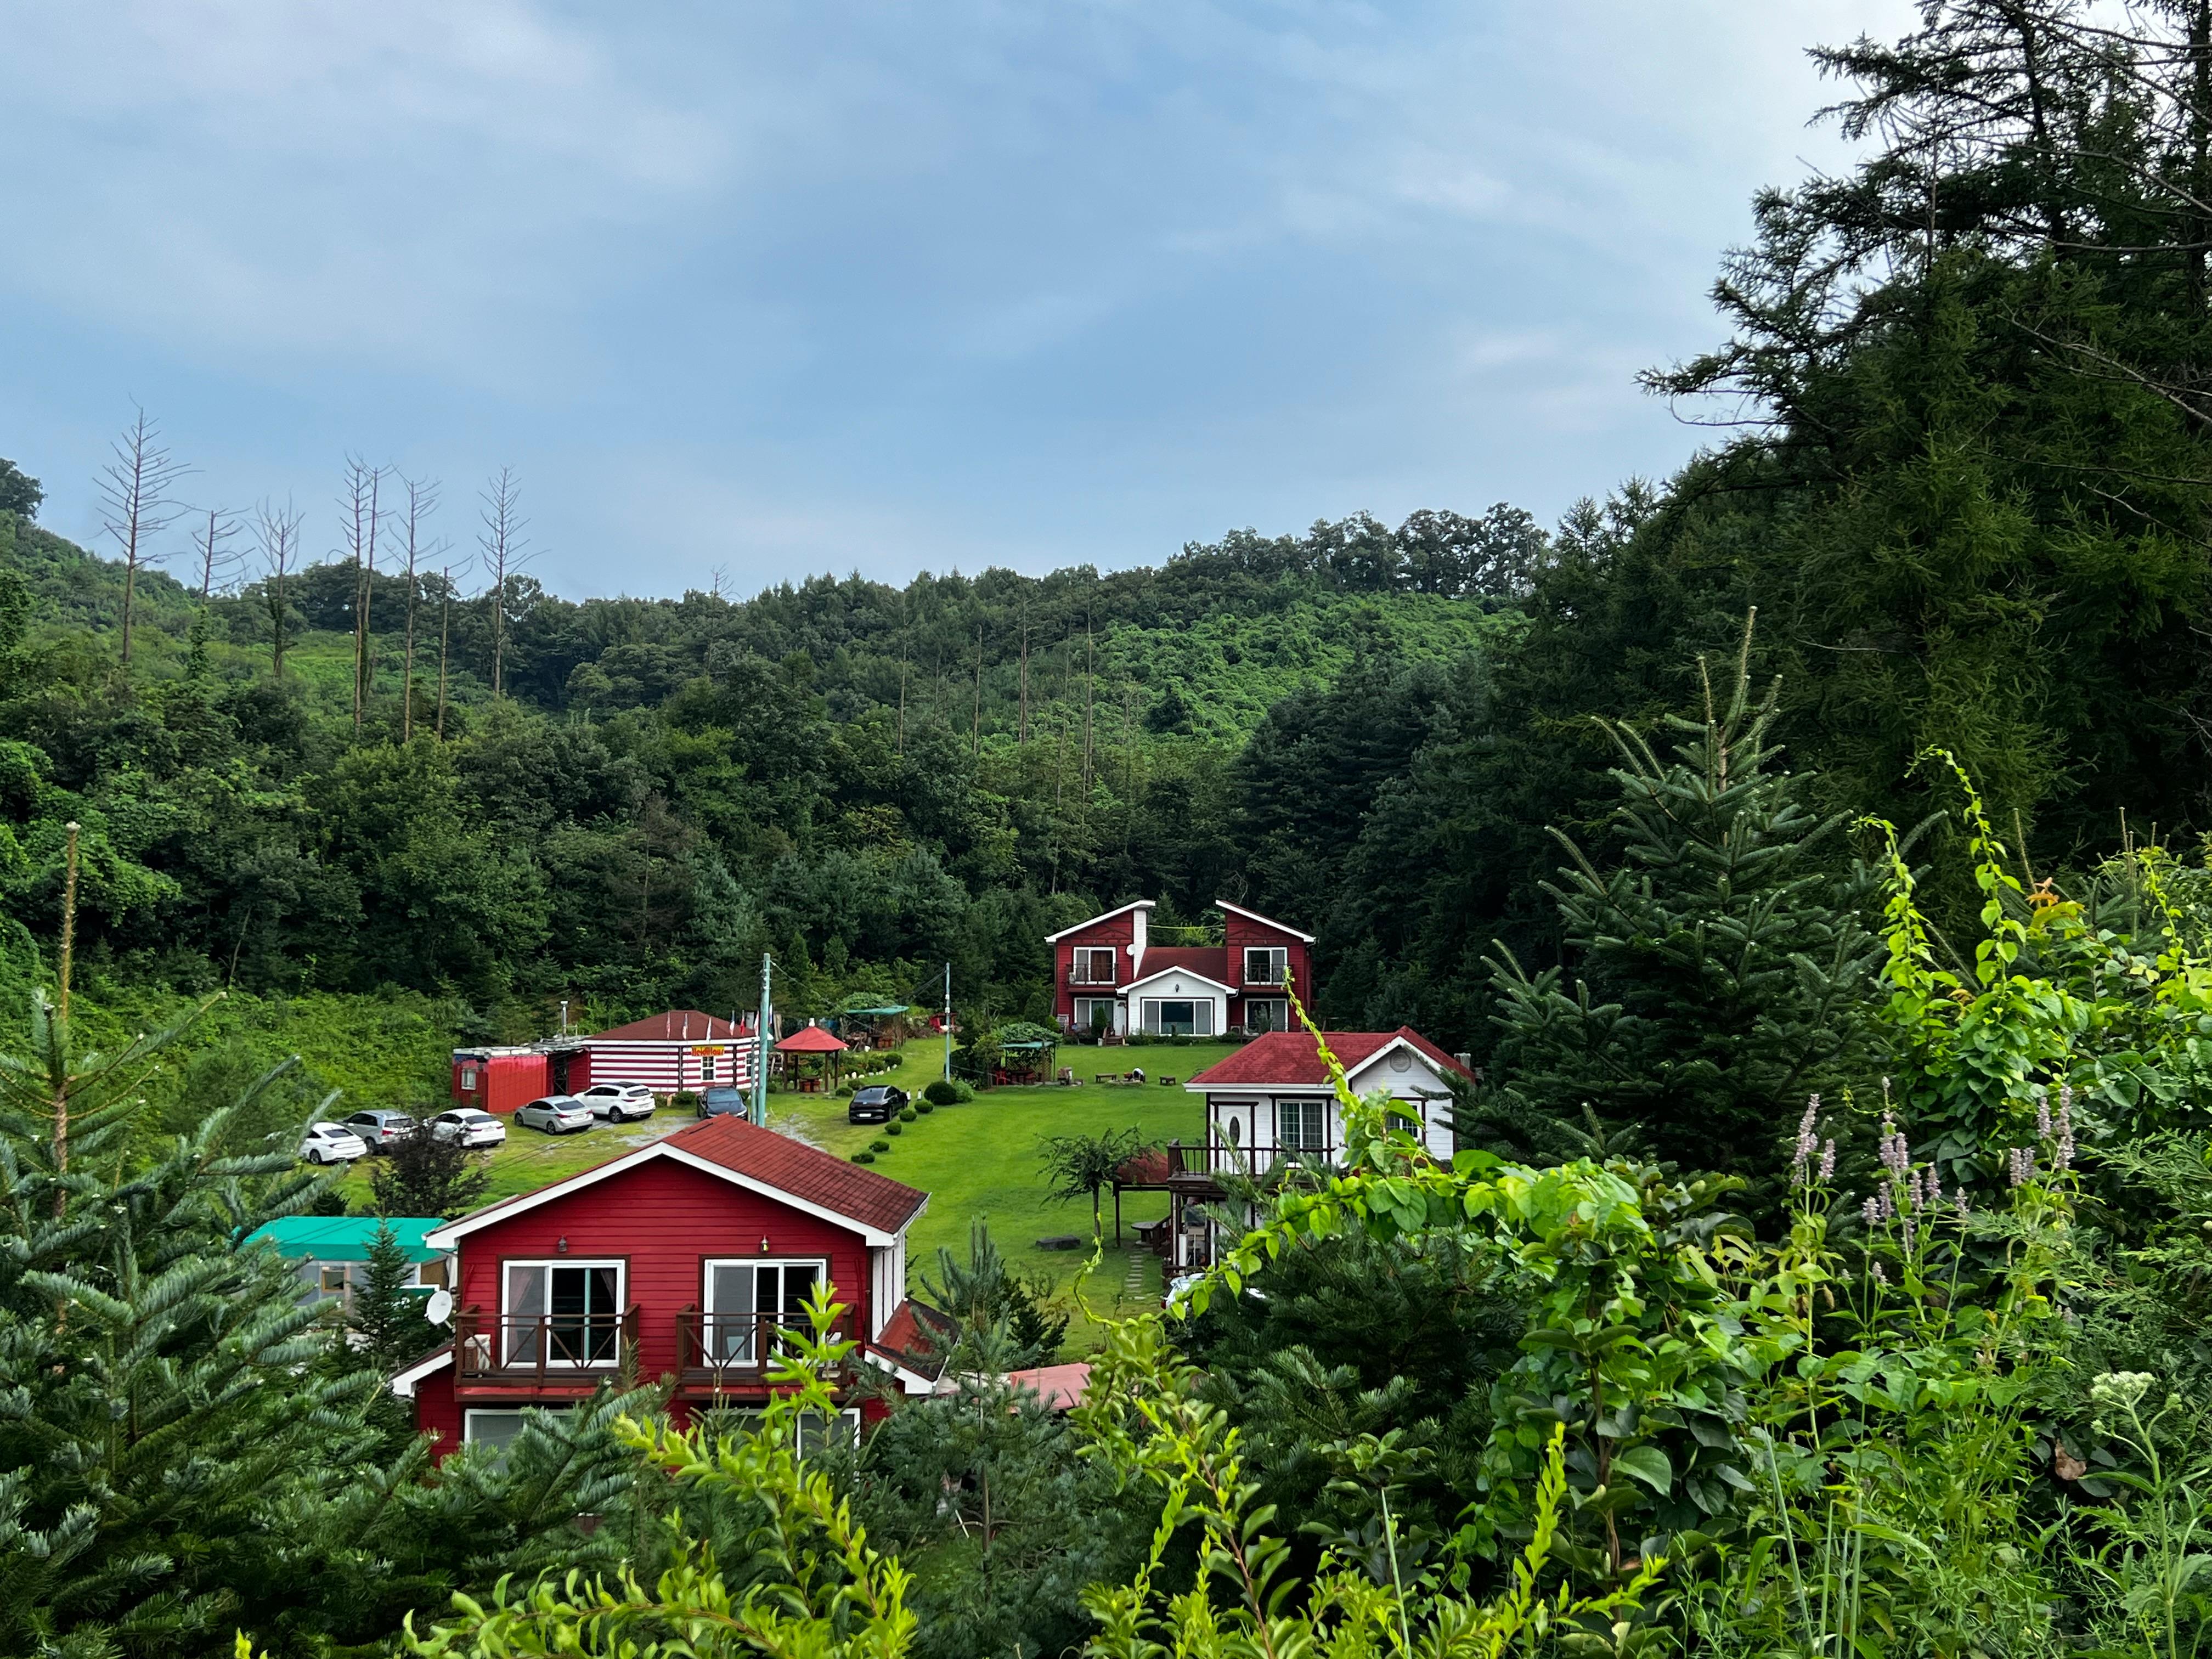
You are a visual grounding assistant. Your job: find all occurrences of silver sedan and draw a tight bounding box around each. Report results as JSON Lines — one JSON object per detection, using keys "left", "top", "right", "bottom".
{"left": 514, "top": 1096, "right": 596, "bottom": 1135}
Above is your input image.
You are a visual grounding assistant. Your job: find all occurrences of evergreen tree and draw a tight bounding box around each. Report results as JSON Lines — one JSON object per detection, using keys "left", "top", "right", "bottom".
{"left": 369, "top": 1122, "right": 491, "bottom": 1218}
{"left": 1481, "top": 619, "right": 1880, "bottom": 1201}
{"left": 917, "top": 1218, "right": 1067, "bottom": 1367}
{"left": 351, "top": 1218, "right": 439, "bottom": 1377}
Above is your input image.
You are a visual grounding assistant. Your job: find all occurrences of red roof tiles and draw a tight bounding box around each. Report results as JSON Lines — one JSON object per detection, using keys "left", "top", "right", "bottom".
{"left": 663, "top": 1114, "right": 927, "bottom": 1235}
{"left": 1187, "top": 1027, "right": 1474, "bottom": 1089}
{"left": 1136, "top": 946, "right": 1232, "bottom": 984}
{"left": 586, "top": 1009, "right": 744, "bottom": 1042}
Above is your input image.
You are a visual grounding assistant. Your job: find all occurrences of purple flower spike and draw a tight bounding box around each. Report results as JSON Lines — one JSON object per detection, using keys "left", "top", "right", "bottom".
{"left": 1819, "top": 1140, "right": 1836, "bottom": 1181}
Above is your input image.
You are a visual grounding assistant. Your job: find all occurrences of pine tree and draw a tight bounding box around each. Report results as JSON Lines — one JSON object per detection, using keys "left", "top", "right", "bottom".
{"left": 369, "top": 1121, "right": 490, "bottom": 1218}
{"left": 1481, "top": 617, "right": 1880, "bottom": 1201}
{"left": 352, "top": 1219, "right": 438, "bottom": 1377}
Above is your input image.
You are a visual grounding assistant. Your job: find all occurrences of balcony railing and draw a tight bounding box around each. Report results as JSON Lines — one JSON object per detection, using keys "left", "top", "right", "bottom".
{"left": 455, "top": 1305, "right": 640, "bottom": 1384}
{"left": 1166, "top": 1136, "right": 1335, "bottom": 1181}
{"left": 676, "top": 1307, "right": 852, "bottom": 1381}
{"left": 1065, "top": 968, "right": 1119, "bottom": 987}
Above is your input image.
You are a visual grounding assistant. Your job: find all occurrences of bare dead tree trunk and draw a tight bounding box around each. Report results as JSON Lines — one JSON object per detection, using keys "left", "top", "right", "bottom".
{"left": 340, "top": 458, "right": 387, "bottom": 734}
{"left": 98, "top": 408, "right": 188, "bottom": 670}
{"left": 478, "top": 467, "right": 529, "bottom": 699}
{"left": 191, "top": 506, "right": 240, "bottom": 603}
{"left": 254, "top": 499, "right": 303, "bottom": 678}
{"left": 400, "top": 476, "right": 439, "bottom": 742}
{"left": 437, "top": 567, "right": 453, "bottom": 738}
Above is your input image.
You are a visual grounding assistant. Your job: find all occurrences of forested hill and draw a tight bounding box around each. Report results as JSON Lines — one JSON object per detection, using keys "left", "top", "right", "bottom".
{"left": 0, "top": 498, "right": 1541, "bottom": 1041}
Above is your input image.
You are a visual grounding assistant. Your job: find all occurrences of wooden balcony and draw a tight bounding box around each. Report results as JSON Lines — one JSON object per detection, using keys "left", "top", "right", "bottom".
{"left": 1064, "top": 969, "right": 1119, "bottom": 988}
{"left": 454, "top": 1304, "right": 640, "bottom": 1390}
{"left": 674, "top": 1306, "right": 854, "bottom": 1392}
{"left": 1165, "top": 1136, "right": 1335, "bottom": 1192}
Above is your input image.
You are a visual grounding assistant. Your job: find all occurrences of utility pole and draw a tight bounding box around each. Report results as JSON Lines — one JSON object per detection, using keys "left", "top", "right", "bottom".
{"left": 754, "top": 952, "right": 774, "bottom": 1125}
{"left": 943, "top": 961, "right": 952, "bottom": 1085}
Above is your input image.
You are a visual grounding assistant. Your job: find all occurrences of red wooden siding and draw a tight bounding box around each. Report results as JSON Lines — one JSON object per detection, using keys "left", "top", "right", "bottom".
{"left": 415, "top": 1362, "right": 462, "bottom": 1451}
{"left": 454, "top": 1158, "right": 873, "bottom": 1386}
{"left": 1052, "top": 914, "right": 1139, "bottom": 1028}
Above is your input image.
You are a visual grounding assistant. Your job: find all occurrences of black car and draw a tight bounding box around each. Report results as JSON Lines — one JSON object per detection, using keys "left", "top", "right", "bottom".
{"left": 698, "top": 1086, "right": 749, "bottom": 1120}
{"left": 848, "top": 1084, "right": 908, "bottom": 1125}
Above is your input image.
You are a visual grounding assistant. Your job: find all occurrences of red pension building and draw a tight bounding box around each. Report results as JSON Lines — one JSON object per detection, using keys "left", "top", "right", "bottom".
{"left": 392, "top": 1115, "right": 940, "bottom": 1455}
{"left": 1050, "top": 899, "right": 1314, "bottom": 1039}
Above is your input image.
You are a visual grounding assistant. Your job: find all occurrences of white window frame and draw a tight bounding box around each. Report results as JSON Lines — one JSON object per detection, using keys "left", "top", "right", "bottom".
{"left": 502, "top": 1258, "right": 626, "bottom": 1368}
{"left": 1243, "top": 946, "right": 1288, "bottom": 987}
{"left": 1071, "top": 946, "right": 1118, "bottom": 985}
{"left": 1073, "top": 996, "right": 1119, "bottom": 1033}
{"left": 318, "top": 1263, "right": 350, "bottom": 1296}
{"left": 1278, "top": 1097, "right": 1331, "bottom": 1152}
{"left": 1243, "top": 998, "right": 1289, "bottom": 1034}
{"left": 463, "top": 1406, "right": 573, "bottom": 1459}
{"left": 1141, "top": 998, "right": 1214, "bottom": 1037}
{"left": 702, "top": 1256, "right": 827, "bottom": 1365}
{"left": 459, "top": 1064, "right": 479, "bottom": 1091}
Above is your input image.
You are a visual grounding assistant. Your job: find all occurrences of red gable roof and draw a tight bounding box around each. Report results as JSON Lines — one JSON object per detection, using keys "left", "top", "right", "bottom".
{"left": 1188, "top": 1026, "right": 1474, "bottom": 1089}
{"left": 776, "top": 1024, "right": 849, "bottom": 1053}
{"left": 429, "top": 1114, "right": 928, "bottom": 1246}
{"left": 587, "top": 1009, "right": 743, "bottom": 1042}
{"left": 1137, "top": 945, "right": 1232, "bottom": 983}
{"left": 666, "top": 1114, "right": 924, "bottom": 1233}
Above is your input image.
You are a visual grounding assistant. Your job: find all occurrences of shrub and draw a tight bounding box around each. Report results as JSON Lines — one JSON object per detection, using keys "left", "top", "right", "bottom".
{"left": 885, "top": 1121, "right": 903, "bottom": 1136}
{"left": 870, "top": 1138, "right": 891, "bottom": 1153}
{"left": 851, "top": 1150, "right": 874, "bottom": 1164}
{"left": 923, "top": 1079, "right": 964, "bottom": 1107}
{"left": 672, "top": 1090, "right": 700, "bottom": 1108}
{"left": 898, "top": 1106, "right": 917, "bottom": 1122}
{"left": 837, "top": 1081, "right": 857, "bottom": 1096}
{"left": 915, "top": 1101, "right": 933, "bottom": 1115}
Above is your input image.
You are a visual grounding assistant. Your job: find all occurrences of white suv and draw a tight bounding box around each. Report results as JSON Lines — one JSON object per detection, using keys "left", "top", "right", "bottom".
{"left": 578, "top": 1082, "right": 657, "bottom": 1122}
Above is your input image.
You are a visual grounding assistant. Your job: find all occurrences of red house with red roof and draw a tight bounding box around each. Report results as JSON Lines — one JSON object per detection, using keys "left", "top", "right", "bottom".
{"left": 391, "top": 1115, "right": 941, "bottom": 1456}
{"left": 1049, "top": 899, "right": 1313, "bottom": 1039}
{"left": 1162, "top": 1028, "right": 1474, "bottom": 1272}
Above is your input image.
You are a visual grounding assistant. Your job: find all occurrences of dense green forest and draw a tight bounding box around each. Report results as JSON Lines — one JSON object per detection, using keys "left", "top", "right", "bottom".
{"left": 22, "top": 4, "right": 2212, "bottom": 1655}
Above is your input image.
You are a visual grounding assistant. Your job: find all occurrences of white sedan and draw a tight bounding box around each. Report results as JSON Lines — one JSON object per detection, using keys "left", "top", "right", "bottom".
{"left": 515, "top": 1096, "right": 596, "bottom": 1135}
{"left": 427, "top": 1108, "right": 507, "bottom": 1149}
{"left": 299, "top": 1121, "right": 369, "bottom": 1165}
{"left": 578, "top": 1082, "right": 657, "bottom": 1122}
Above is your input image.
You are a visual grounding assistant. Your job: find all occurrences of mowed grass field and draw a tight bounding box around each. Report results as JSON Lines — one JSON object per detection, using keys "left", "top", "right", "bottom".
{"left": 329, "top": 1036, "right": 1224, "bottom": 1349}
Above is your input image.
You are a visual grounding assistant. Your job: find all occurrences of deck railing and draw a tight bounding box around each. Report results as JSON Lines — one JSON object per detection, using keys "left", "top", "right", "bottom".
{"left": 455, "top": 1305, "right": 640, "bottom": 1383}
{"left": 1166, "top": 1137, "right": 1336, "bottom": 1180}
{"left": 675, "top": 1307, "right": 852, "bottom": 1380}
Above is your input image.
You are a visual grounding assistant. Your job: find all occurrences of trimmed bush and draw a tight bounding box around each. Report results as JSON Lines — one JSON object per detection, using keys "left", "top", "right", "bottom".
{"left": 915, "top": 1101, "right": 934, "bottom": 1115}
{"left": 672, "top": 1090, "right": 701, "bottom": 1108}
{"left": 923, "top": 1079, "right": 963, "bottom": 1107}
{"left": 885, "top": 1121, "right": 902, "bottom": 1136}
{"left": 870, "top": 1138, "right": 891, "bottom": 1153}
{"left": 898, "top": 1106, "right": 917, "bottom": 1122}
{"left": 850, "top": 1150, "right": 875, "bottom": 1164}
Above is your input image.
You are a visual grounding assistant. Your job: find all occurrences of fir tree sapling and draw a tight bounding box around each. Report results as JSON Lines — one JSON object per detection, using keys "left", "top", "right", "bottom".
{"left": 351, "top": 1219, "right": 439, "bottom": 1376}
{"left": 1481, "top": 614, "right": 1881, "bottom": 1201}
{"left": 369, "top": 1120, "right": 491, "bottom": 1218}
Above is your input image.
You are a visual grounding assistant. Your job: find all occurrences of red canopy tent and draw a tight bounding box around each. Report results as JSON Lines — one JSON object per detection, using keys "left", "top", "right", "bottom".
{"left": 775, "top": 1022, "right": 849, "bottom": 1092}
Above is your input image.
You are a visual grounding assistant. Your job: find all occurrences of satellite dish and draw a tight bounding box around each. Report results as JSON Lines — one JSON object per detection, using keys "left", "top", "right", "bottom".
{"left": 424, "top": 1289, "right": 454, "bottom": 1326}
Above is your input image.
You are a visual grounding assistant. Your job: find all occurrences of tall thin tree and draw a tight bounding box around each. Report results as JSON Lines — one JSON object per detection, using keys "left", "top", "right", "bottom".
{"left": 436, "top": 565, "right": 454, "bottom": 738}
{"left": 97, "top": 408, "right": 189, "bottom": 668}
{"left": 190, "top": 506, "right": 240, "bottom": 603}
{"left": 478, "top": 468, "right": 528, "bottom": 698}
{"left": 399, "top": 476, "right": 440, "bottom": 742}
{"left": 338, "top": 458, "right": 386, "bottom": 733}
{"left": 253, "top": 499, "right": 303, "bottom": 678}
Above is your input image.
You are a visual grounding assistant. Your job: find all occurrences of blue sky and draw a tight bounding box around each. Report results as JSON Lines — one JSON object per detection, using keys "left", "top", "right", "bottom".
{"left": 1, "top": 1, "right": 1913, "bottom": 600}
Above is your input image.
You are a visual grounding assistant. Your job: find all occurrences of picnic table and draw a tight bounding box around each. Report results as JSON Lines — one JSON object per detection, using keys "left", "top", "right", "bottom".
{"left": 1092, "top": 1071, "right": 1177, "bottom": 1086}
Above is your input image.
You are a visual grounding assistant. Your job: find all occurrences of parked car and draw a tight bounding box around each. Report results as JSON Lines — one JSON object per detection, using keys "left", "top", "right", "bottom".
{"left": 515, "top": 1096, "right": 596, "bottom": 1135}
{"left": 847, "top": 1084, "right": 908, "bottom": 1125}
{"left": 299, "top": 1121, "right": 369, "bottom": 1165}
{"left": 427, "top": 1107, "right": 507, "bottom": 1149}
{"left": 343, "top": 1109, "right": 417, "bottom": 1152}
{"left": 578, "top": 1082, "right": 657, "bottom": 1122}
{"left": 698, "top": 1086, "right": 749, "bottom": 1119}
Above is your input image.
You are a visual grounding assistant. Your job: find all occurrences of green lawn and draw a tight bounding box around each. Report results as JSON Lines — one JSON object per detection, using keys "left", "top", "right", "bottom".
{"left": 334, "top": 1036, "right": 1225, "bottom": 1351}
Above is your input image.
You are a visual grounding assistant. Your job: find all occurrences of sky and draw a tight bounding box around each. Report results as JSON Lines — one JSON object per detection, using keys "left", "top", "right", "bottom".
{"left": 0, "top": 1, "right": 1917, "bottom": 601}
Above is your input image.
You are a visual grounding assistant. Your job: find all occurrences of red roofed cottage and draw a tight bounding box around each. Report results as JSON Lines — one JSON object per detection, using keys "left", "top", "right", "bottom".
{"left": 1163, "top": 1028, "right": 1473, "bottom": 1272}
{"left": 392, "top": 1115, "right": 936, "bottom": 1455}
{"left": 1049, "top": 899, "right": 1313, "bottom": 1039}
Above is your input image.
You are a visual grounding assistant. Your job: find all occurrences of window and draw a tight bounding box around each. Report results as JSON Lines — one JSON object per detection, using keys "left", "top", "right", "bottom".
{"left": 702, "top": 1259, "right": 823, "bottom": 1365}
{"left": 1278, "top": 1098, "right": 1330, "bottom": 1152}
{"left": 1139, "top": 999, "right": 1214, "bottom": 1037}
{"left": 1073, "top": 997, "right": 1118, "bottom": 1034}
{"left": 504, "top": 1261, "right": 625, "bottom": 1367}
{"left": 702, "top": 1054, "right": 718, "bottom": 1081}
{"left": 1244, "top": 947, "right": 1288, "bottom": 987}
{"left": 459, "top": 1065, "right": 479, "bottom": 1091}
{"left": 319, "top": 1264, "right": 349, "bottom": 1295}
{"left": 463, "top": 1407, "right": 571, "bottom": 1460}
{"left": 1071, "top": 947, "right": 1117, "bottom": 985}
{"left": 1243, "top": 998, "right": 1289, "bottom": 1035}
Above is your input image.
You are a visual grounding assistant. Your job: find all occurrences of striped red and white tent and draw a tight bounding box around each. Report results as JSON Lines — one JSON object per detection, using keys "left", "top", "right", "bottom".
{"left": 577, "top": 1010, "right": 757, "bottom": 1096}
